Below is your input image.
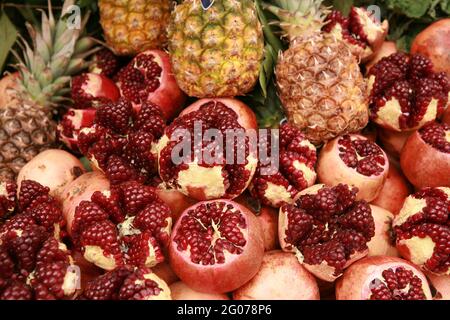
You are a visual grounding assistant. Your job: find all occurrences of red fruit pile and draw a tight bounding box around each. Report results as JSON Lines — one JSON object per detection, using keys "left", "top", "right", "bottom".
{"left": 89, "top": 48, "right": 121, "bottom": 78}
{"left": 0, "top": 180, "right": 16, "bottom": 219}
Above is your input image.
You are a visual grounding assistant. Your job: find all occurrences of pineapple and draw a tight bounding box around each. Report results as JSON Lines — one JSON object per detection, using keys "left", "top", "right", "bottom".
{"left": 0, "top": 0, "right": 96, "bottom": 180}
{"left": 99, "top": 0, "right": 170, "bottom": 56}
{"left": 168, "top": 0, "right": 264, "bottom": 97}
{"left": 267, "top": 0, "right": 369, "bottom": 144}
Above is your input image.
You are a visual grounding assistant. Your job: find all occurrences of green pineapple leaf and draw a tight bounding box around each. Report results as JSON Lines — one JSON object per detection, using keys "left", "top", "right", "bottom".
{"left": 0, "top": 11, "right": 18, "bottom": 73}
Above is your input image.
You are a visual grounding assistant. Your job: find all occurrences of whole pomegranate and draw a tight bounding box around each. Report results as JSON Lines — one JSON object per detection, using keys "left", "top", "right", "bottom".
{"left": 170, "top": 282, "right": 229, "bottom": 300}
{"left": 71, "top": 73, "right": 120, "bottom": 109}
{"left": 365, "top": 41, "right": 397, "bottom": 74}
{"left": 317, "top": 134, "right": 389, "bottom": 202}
{"left": 368, "top": 52, "right": 449, "bottom": 132}
{"left": 116, "top": 50, "right": 186, "bottom": 120}
{"left": 393, "top": 187, "right": 450, "bottom": 275}
{"left": 411, "top": 18, "right": 450, "bottom": 78}
{"left": 400, "top": 122, "right": 450, "bottom": 188}
{"left": 336, "top": 256, "right": 432, "bottom": 300}
{"left": 169, "top": 199, "right": 264, "bottom": 293}
{"left": 17, "top": 149, "right": 85, "bottom": 203}
{"left": 367, "top": 205, "right": 398, "bottom": 257}
{"left": 279, "top": 184, "right": 375, "bottom": 281}
{"left": 158, "top": 99, "right": 258, "bottom": 201}
{"left": 233, "top": 250, "right": 320, "bottom": 300}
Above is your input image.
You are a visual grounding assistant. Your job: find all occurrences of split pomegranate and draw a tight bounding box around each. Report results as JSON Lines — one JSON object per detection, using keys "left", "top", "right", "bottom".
{"left": 170, "top": 282, "right": 229, "bottom": 300}
{"left": 378, "top": 128, "right": 412, "bottom": 158}
{"left": 279, "top": 184, "right": 375, "bottom": 282}
{"left": 17, "top": 149, "right": 85, "bottom": 203}
{"left": 158, "top": 99, "right": 258, "bottom": 201}
{"left": 169, "top": 200, "right": 264, "bottom": 293}
{"left": 89, "top": 48, "right": 121, "bottom": 78}
{"left": 70, "top": 181, "right": 172, "bottom": 271}
{"left": 367, "top": 205, "right": 398, "bottom": 257}
{"left": 0, "top": 180, "right": 17, "bottom": 219}
{"left": 80, "top": 266, "right": 171, "bottom": 300}
{"left": 365, "top": 41, "right": 397, "bottom": 74}
{"left": 411, "top": 18, "right": 450, "bottom": 78}
{"left": 427, "top": 273, "right": 450, "bottom": 300}
{"left": 336, "top": 256, "right": 432, "bottom": 300}
{"left": 393, "top": 187, "right": 450, "bottom": 275}
{"left": 78, "top": 98, "right": 166, "bottom": 185}
{"left": 317, "top": 134, "right": 389, "bottom": 202}
{"left": 58, "top": 108, "right": 97, "bottom": 152}
{"left": 249, "top": 123, "right": 317, "bottom": 208}
{"left": 116, "top": 50, "right": 186, "bottom": 120}
{"left": 233, "top": 250, "right": 320, "bottom": 300}
{"left": 323, "top": 7, "right": 388, "bottom": 62}
{"left": 368, "top": 52, "right": 449, "bottom": 131}
{"left": 400, "top": 122, "right": 450, "bottom": 188}
{"left": 71, "top": 73, "right": 120, "bottom": 109}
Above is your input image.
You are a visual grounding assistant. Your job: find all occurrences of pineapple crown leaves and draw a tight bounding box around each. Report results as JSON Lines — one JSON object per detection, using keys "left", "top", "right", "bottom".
{"left": 11, "top": 0, "right": 98, "bottom": 109}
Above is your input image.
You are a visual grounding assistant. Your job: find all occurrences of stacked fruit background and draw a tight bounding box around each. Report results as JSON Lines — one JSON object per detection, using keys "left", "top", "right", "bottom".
{"left": 0, "top": 0, "right": 448, "bottom": 300}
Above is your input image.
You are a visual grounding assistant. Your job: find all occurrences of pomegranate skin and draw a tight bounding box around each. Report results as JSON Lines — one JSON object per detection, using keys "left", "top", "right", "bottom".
{"left": 411, "top": 19, "right": 450, "bottom": 78}
{"left": 336, "top": 256, "right": 432, "bottom": 300}
{"left": 378, "top": 129, "right": 412, "bottom": 159}
{"left": 367, "top": 205, "right": 398, "bottom": 257}
{"left": 365, "top": 41, "right": 397, "bottom": 74}
{"left": 400, "top": 126, "right": 450, "bottom": 189}
{"left": 155, "top": 187, "right": 197, "bottom": 223}
{"left": 443, "top": 107, "right": 450, "bottom": 125}
{"left": 152, "top": 261, "right": 180, "bottom": 286}
{"left": 169, "top": 200, "right": 265, "bottom": 293}
{"left": 427, "top": 273, "right": 450, "bottom": 300}
{"left": 17, "top": 149, "right": 85, "bottom": 203}
{"left": 170, "top": 282, "right": 229, "bottom": 300}
{"left": 233, "top": 251, "right": 320, "bottom": 300}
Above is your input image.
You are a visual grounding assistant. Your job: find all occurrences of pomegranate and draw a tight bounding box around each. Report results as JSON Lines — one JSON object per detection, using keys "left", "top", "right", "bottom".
{"left": 443, "top": 107, "right": 450, "bottom": 125}
{"left": 378, "top": 128, "right": 412, "bottom": 158}
{"left": 365, "top": 41, "right": 397, "bottom": 74}
{"left": 368, "top": 52, "right": 449, "bottom": 131}
{"left": 58, "top": 108, "right": 97, "bottom": 152}
{"left": 317, "top": 134, "right": 389, "bottom": 202}
{"left": 71, "top": 250, "right": 103, "bottom": 292}
{"left": 158, "top": 99, "right": 258, "bottom": 201}
{"left": 169, "top": 199, "right": 264, "bottom": 293}
{"left": 78, "top": 98, "right": 166, "bottom": 185}
{"left": 170, "top": 282, "right": 229, "bottom": 300}
{"left": 152, "top": 261, "right": 179, "bottom": 286}
{"left": 367, "top": 205, "right": 398, "bottom": 257}
{"left": 336, "top": 256, "right": 432, "bottom": 300}
{"left": 249, "top": 123, "right": 317, "bottom": 208}
{"left": 154, "top": 183, "right": 197, "bottom": 223}
{"left": 323, "top": 7, "right": 388, "bottom": 63}
{"left": 17, "top": 149, "right": 85, "bottom": 203}
{"left": 279, "top": 184, "right": 375, "bottom": 282}
{"left": 61, "top": 171, "right": 110, "bottom": 235}
{"left": 89, "top": 48, "right": 121, "bottom": 78}
{"left": 70, "top": 181, "right": 171, "bottom": 271}
{"left": 71, "top": 73, "right": 120, "bottom": 109}
{"left": 0, "top": 180, "right": 17, "bottom": 219}
{"left": 233, "top": 250, "right": 320, "bottom": 300}
{"left": 427, "top": 273, "right": 450, "bottom": 300}
{"left": 393, "top": 187, "right": 450, "bottom": 275}
{"left": 411, "top": 19, "right": 450, "bottom": 78}
{"left": 116, "top": 50, "right": 186, "bottom": 120}
{"left": 372, "top": 160, "right": 412, "bottom": 215}
{"left": 80, "top": 266, "right": 171, "bottom": 300}
{"left": 400, "top": 122, "right": 450, "bottom": 188}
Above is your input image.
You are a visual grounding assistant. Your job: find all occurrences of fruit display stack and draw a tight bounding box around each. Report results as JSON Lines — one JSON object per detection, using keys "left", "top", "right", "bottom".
{"left": 0, "top": 0, "right": 449, "bottom": 301}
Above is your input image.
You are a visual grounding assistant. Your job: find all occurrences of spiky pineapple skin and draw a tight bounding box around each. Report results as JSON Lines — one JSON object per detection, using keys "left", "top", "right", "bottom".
{"left": 99, "top": 0, "right": 170, "bottom": 56}
{"left": 168, "top": 0, "right": 264, "bottom": 98}
{"left": 276, "top": 33, "right": 369, "bottom": 144}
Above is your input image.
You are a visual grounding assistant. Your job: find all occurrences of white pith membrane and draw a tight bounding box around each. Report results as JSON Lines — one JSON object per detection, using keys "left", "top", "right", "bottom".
{"left": 81, "top": 73, "right": 101, "bottom": 97}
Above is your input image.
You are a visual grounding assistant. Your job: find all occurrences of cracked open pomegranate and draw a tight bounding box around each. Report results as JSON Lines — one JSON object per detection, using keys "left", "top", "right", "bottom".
{"left": 71, "top": 73, "right": 120, "bottom": 109}
{"left": 317, "top": 134, "right": 389, "bottom": 202}
{"left": 249, "top": 123, "right": 317, "bottom": 208}
{"left": 365, "top": 41, "right": 398, "bottom": 74}
{"left": 80, "top": 266, "right": 171, "bottom": 300}
{"left": 368, "top": 53, "right": 449, "bottom": 131}
{"left": 116, "top": 50, "right": 186, "bottom": 120}
{"left": 0, "top": 180, "right": 17, "bottom": 219}
{"left": 336, "top": 256, "right": 432, "bottom": 300}
{"left": 58, "top": 108, "right": 97, "bottom": 152}
{"left": 169, "top": 199, "right": 264, "bottom": 293}
{"left": 70, "top": 181, "right": 171, "bottom": 271}
{"left": 400, "top": 122, "right": 450, "bottom": 188}
{"left": 279, "top": 184, "right": 375, "bottom": 282}
{"left": 393, "top": 187, "right": 450, "bottom": 275}
{"left": 158, "top": 99, "right": 258, "bottom": 201}
{"left": 323, "top": 7, "right": 388, "bottom": 63}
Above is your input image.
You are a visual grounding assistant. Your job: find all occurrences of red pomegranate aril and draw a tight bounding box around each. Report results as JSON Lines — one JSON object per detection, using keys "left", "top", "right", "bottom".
{"left": 317, "top": 134, "right": 389, "bottom": 202}
{"left": 169, "top": 200, "right": 264, "bottom": 293}
{"left": 89, "top": 48, "right": 121, "bottom": 78}
{"left": 0, "top": 180, "right": 17, "bottom": 219}
{"left": 400, "top": 122, "right": 450, "bottom": 189}
{"left": 58, "top": 108, "right": 97, "bottom": 152}
{"left": 336, "top": 256, "right": 432, "bottom": 300}
{"left": 71, "top": 73, "right": 120, "bottom": 109}
{"left": 365, "top": 41, "right": 398, "bottom": 74}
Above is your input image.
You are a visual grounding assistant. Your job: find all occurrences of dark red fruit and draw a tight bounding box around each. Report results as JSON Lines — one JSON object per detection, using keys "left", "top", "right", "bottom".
{"left": 58, "top": 108, "right": 97, "bottom": 152}
{"left": 71, "top": 73, "right": 120, "bottom": 109}
{"left": 0, "top": 180, "right": 16, "bottom": 219}
{"left": 89, "top": 48, "right": 120, "bottom": 78}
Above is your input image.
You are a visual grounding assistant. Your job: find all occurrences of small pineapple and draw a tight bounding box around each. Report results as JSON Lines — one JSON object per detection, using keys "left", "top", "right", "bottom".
{"left": 0, "top": 0, "right": 96, "bottom": 180}
{"left": 99, "top": 0, "right": 171, "bottom": 56}
{"left": 168, "top": 0, "right": 264, "bottom": 97}
{"left": 267, "top": 0, "right": 369, "bottom": 144}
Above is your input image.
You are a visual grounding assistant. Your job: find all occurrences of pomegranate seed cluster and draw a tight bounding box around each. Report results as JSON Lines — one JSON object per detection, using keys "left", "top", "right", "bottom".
{"left": 71, "top": 181, "right": 171, "bottom": 271}
{"left": 0, "top": 180, "right": 16, "bottom": 219}
{"left": 280, "top": 184, "right": 375, "bottom": 280}
{"left": 173, "top": 201, "right": 248, "bottom": 265}
{"left": 250, "top": 123, "right": 317, "bottom": 207}
{"left": 78, "top": 98, "right": 165, "bottom": 185}
{"left": 419, "top": 122, "right": 450, "bottom": 153}
{"left": 324, "top": 9, "right": 368, "bottom": 48}
{"left": 368, "top": 53, "right": 449, "bottom": 131}
{"left": 71, "top": 74, "right": 113, "bottom": 109}
{"left": 89, "top": 48, "right": 120, "bottom": 78}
